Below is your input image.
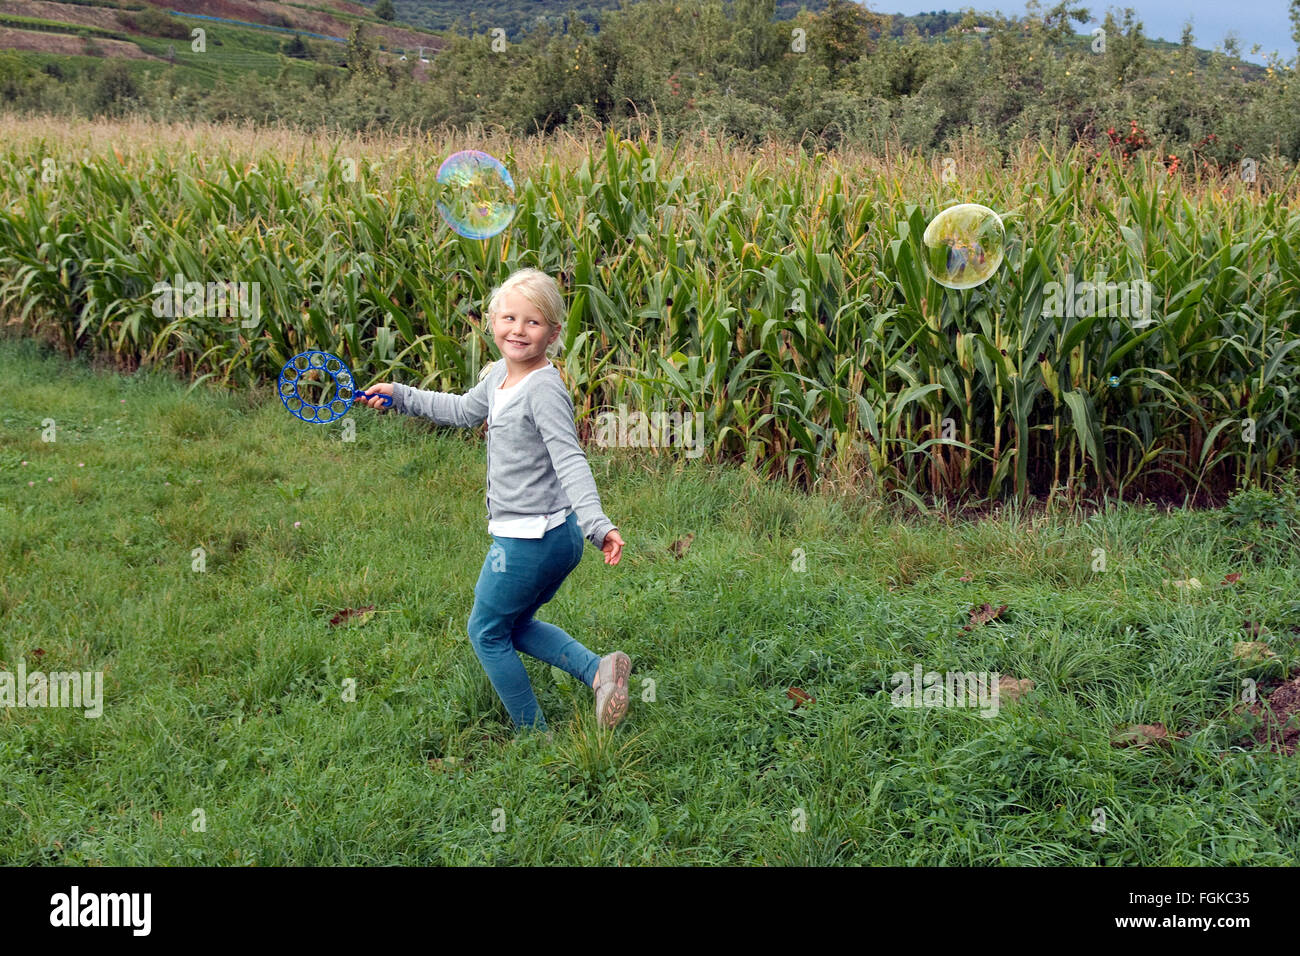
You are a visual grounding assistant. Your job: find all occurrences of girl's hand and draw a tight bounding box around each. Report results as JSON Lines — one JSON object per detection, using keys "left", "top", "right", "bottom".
{"left": 601, "top": 529, "right": 624, "bottom": 566}
{"left": 357, "top": 382, "right": 394, "bottom": 410}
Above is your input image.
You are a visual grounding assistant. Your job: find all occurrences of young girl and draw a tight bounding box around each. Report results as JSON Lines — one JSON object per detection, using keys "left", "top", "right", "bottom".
{"left": 359, "top": 268, "right": 630, "bottom": 735}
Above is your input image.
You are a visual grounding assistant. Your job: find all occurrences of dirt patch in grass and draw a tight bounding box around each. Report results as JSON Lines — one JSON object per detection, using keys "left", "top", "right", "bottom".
{"left": 1246, "top": 675, "right": 1300, "bottom": 756}
{"left": 0, "top": 27, "right": 156, "bottom": 59}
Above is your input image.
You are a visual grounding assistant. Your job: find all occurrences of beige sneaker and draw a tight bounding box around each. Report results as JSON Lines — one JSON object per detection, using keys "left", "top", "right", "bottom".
{"left": 594, "top": 652, "right": 631, "bottom": 729}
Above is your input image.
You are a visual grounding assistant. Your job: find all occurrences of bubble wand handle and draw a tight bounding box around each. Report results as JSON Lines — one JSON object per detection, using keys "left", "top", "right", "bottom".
{"left": 353, "top": 391, "right": 393, "bottom": 407}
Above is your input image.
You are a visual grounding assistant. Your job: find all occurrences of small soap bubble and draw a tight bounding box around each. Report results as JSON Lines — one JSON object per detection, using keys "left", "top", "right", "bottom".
{"left": 922, "top": 203, "right": 1005, "bottom": 289}
{"left": 435, "top": 150, "right": 517, "bottom": 240}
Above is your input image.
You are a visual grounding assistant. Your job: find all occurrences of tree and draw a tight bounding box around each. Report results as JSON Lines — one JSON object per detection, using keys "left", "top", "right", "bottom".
{"left": 0, "top": 51, "right": 41, "bottom": 104}
{"left": 1103, "top": 7, "right": 1145, "bottom": 85}
{"left": 346, "top": 23, "right": 379, "bottom": 78}
{"left": 91, "top": 60, "right": 139, "bottom": 117}
{"left": 731, "top": 0, "right": 779, "bottom": 72}
{"left": 281, "top": 33, "right": 309, "bottom": 59}
{"left": 1290, "top": 0, "right": 1300, "bottom": 53}
{"left": 375, "top": 0, "right": 396, "bottom": 22}
{"left": 815, "top": 0, "right": 888, "bottom": 81}
{"left": 1040, "top": 1, "right": 1089, "bottom": 43}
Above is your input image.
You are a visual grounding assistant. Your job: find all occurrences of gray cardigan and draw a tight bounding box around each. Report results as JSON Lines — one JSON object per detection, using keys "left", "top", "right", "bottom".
{"left": 390, "top": 361, "right": 617, "bottom": 550}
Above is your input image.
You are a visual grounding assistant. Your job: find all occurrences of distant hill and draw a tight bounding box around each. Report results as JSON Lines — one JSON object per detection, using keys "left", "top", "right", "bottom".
{"left": 0, "top": 0, "right": 446, "bottom": 88}
{"left": 0, "top": 1, "right": 1264, "bottom": 95}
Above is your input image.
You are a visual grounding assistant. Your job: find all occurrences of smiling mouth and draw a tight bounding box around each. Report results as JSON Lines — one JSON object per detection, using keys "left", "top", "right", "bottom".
{"left": 507, "top": 340, "right": 527, "bottom": 347}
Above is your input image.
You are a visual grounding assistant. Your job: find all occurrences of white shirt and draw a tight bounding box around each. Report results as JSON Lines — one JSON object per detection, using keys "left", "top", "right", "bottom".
{"left": 486, "top": 366, "right": 571, "bottom": 538}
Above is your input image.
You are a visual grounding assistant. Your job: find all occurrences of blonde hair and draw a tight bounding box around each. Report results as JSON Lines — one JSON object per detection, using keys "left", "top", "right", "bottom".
{"left": 486, "top": 267, "right": 566, "bottom": 358}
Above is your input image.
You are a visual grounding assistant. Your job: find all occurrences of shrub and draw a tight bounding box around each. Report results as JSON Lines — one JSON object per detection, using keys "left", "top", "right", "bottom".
{"left": 122, "top": 8, "right": 189, "bottom": 40}
{"left": 89, "top": 60, "right": 139, "bottom": 116}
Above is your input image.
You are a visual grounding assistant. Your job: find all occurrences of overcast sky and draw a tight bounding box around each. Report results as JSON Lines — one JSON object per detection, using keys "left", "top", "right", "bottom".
{"left": 873, "top": 1, "right": 1299, "bottom": 64}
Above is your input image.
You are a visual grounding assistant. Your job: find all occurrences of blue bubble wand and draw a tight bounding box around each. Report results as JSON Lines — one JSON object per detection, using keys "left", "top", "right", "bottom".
{"left": 278, "top": 350, "right": 390, "bottom": 424}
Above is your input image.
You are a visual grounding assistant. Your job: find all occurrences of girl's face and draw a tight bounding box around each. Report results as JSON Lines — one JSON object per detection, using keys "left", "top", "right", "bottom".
{"left": 492, "top": 290, "right": 558, "bottom": 370}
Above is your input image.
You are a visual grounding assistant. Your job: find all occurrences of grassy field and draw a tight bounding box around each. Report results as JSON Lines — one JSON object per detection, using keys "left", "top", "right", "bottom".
{"left": 2, "top": 332, "right": 1298, "bottom": 864}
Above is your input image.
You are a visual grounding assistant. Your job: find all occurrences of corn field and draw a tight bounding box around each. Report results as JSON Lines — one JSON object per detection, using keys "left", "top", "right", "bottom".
{"left": 2, "top": 115, "right": 1298, "bottom": 506}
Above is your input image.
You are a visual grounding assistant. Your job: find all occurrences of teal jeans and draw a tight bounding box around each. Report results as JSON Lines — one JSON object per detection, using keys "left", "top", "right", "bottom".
{"left": 466, "top": 512, "right": 600, "bottom": 730}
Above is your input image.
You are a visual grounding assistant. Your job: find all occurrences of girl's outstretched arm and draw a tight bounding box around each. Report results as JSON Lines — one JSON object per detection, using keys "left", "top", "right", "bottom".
{"left": 529, "top": 374, "right": 618, "bottom": 551}
{"left": 384, "top": 365, "right": 496, "bottom": 428}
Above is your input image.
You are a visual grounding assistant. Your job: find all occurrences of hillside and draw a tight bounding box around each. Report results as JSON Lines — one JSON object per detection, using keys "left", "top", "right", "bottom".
{"left": 0, "top": 0, "right": 446, "bottom": 88}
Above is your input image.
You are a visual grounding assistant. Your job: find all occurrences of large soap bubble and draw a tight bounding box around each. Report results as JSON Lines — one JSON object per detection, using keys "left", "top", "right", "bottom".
{"left": 922, "top": 203, "right": 1005, "bottom": 289}
{"left": 435, "top": 150, "right": 517, "bottom": 240}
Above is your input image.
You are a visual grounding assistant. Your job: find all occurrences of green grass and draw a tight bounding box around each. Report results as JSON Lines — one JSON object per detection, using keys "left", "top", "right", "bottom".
{"left": 10, "top": 47, "right": 338, "bottom": 93}
{"left": 0, "top": 14, "right": 130, "bottom": 41}
{"left": 134, "top": 30, "right": 344, "bottom": 86}
{"left": 1, "top": 332, "right": 1298, "bottom": 865}
{"left": 135, "top": 16, "right": 349, "bottom": 84}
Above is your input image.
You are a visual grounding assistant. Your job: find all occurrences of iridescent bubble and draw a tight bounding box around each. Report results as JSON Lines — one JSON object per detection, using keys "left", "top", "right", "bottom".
{"left": 435, "top": 150, "right": 517, "bottom": 240}
{"left": 922, "top": 203, "right": 1005, "bottom": 290}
